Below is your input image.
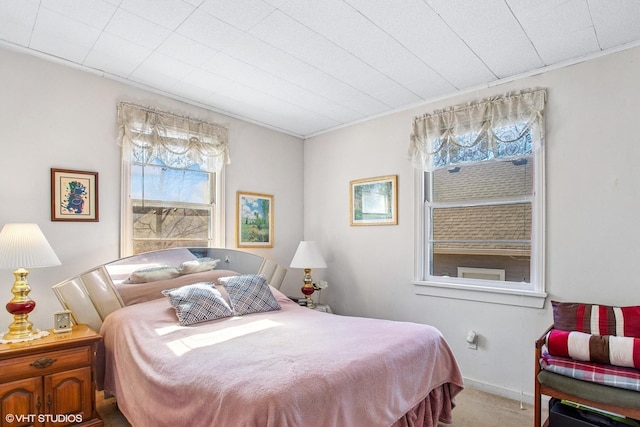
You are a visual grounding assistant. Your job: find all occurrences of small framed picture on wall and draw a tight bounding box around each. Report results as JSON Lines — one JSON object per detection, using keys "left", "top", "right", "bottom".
{"left": 51, "top": 168, "right": 99, "bottom": 222}
{"left": 350, "top": 175, "right": 398, "bottom": 226}
{"left": 236, "top": 191, "right": 274, "bottom": 248}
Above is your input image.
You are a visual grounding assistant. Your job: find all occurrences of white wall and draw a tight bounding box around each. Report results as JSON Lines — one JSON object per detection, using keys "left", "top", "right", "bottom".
{"left": 305, "top": 46, "right": 640, "bottom": 401}
{"left": 0, "top": 47, "right": 304, "bottom": 333}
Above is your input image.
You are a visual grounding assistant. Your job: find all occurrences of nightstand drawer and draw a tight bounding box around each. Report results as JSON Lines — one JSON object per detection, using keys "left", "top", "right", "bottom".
{"left": 0, "top": 345, "right": 92, "bottom": 382}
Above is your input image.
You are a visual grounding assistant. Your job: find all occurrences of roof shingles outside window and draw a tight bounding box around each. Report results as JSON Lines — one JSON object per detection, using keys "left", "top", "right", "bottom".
{"left": 432, "top": 160, "right": 532, "bottom": 257}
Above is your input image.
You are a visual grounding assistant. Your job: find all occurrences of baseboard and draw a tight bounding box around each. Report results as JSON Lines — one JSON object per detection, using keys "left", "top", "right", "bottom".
{"left": 462, "top": 376, "right": 550, "bottom": 407}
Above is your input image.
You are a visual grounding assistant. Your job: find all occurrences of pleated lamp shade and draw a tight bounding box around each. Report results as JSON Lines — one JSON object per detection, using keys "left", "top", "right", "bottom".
{"left": 0, "top": 223, "right": 61, "bottom": 269}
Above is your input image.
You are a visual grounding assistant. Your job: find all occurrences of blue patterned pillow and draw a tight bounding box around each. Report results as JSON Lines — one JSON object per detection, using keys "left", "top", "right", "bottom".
{"left": 162, "top": 282, "right": 233, "bottom": 325}
{"left": 219, "top": 274, "right": 281, "bottom": 315}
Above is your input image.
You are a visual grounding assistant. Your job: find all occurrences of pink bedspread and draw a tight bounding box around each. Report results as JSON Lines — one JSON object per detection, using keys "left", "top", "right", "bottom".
{"left": 100, "top": 290, "right": 463, "bottom": 427}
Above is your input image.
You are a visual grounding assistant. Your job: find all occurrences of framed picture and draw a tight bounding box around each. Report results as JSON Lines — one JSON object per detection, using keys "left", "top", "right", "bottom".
{"left": 236, "top": 191, "right": 274, "bottom": 248}
{"left": 350, "top": 175, "right": 398, "bottom": 226}
{"left": 51, "top": 168, "right": 99, "bottom": 222}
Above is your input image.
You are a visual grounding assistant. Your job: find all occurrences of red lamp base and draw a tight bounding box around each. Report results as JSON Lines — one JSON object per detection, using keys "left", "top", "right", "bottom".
{"left": 6, "top": 300, "right": 36, "bottom": 316}
{"left": 301, "top": 283, "right": 315, "bottom": 308}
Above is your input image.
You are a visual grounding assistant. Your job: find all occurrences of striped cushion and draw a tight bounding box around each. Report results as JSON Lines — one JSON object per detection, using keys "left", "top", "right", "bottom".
{"left": 162, "top": 282, "right": 233, "bottom": 326}
{"left": 552, "top": 301, "right": 640, "bottom": 338}
{"left": 546, "top": 329, "right": 640, "bottom": 369}
{"left": 220, "top": 274, "right": 280, "bottom": 316}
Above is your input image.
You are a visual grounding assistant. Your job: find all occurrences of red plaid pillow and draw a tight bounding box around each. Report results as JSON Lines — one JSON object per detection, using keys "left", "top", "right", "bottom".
{"left": 552, "top": 301, "right": 640, "bottom": 338}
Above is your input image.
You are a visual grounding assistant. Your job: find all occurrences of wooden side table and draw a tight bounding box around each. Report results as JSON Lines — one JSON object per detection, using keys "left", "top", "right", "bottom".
{"left": 0, "top": 325, "right": 103, "bottom": 427}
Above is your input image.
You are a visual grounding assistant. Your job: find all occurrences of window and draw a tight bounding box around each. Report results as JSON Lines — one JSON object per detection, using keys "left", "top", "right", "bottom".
{"left": 409, "top": 90, "right": 546, "bottom": 307}
{"left": 118, "top": 103, "right": 229, "bottom": 256}
{"left": 129, "top": 162, "right": 216, "bottom": 254}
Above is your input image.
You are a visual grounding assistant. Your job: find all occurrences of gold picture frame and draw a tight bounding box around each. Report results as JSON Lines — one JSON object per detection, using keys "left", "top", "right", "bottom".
{"left": 51, "top": 168, "right": 99, "bottom": 222}
{"left": 236, "top": 191, "right": 274, "bottom": 248}
{"left": 350, "top": 175, "right": 398, "bottom": 226}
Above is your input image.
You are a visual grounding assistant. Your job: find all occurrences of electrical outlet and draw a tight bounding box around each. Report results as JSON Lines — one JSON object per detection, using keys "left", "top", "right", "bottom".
{"left": 466, "top": 330, "right": 478, "bottom": 350}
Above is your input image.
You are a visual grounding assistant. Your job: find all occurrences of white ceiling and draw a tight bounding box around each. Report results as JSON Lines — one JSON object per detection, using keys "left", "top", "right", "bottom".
{"left": 2, "top": 0, "right": 640, "bottom": 138}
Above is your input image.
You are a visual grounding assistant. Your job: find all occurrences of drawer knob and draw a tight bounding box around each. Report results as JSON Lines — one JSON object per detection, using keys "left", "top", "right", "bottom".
{"left": 30, "top": 357, "right": 57, "bottom": 369}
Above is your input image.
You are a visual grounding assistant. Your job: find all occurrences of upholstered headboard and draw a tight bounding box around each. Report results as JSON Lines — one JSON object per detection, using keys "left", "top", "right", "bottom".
{"left": 52, "top": 248, "right": 287, "bottom": 332}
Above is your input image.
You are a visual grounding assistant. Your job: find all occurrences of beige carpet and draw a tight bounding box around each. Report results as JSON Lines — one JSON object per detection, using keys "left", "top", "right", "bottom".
{"left": 439, "top": 388, "right": 546, "bottom": 426}
{"left": 97, "top": 387, "right": 546, "bottom": 426}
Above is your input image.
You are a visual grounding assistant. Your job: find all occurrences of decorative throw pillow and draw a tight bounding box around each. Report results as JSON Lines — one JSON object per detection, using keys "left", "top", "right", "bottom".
{"left": 179, "top": 257, "right": 221, "bottom": 275}
{"left": 546, "top": 329, "right": 640, "bottom": 369}
{"left": 219, "top": 274, "right": 280, "bottom": 316}
{"left": 125, "top": 266, "right": 180, "bottom": 284}
{"left": 162, "top": 282, "right": 233, "bottom": 326}
{"left": 552, "top": 301, "right": 640, "bottom": 338}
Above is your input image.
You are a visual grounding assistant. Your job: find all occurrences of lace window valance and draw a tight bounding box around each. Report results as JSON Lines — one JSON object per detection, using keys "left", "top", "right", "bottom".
{"left": 117, "top": 103, "right": 230, "bottom": 173}
{"left": 408, "top": 89, "right": 546, "bottom": 171}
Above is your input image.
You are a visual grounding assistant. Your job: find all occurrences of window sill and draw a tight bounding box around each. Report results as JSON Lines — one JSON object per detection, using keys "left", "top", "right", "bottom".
{"left": 412, "top": 280, "right": 547, "bottom": 308}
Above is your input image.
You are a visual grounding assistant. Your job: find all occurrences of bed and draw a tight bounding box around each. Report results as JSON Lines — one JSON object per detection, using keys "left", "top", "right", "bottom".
{"left": 53, "top": 248, "right": 463, "bottom": 427}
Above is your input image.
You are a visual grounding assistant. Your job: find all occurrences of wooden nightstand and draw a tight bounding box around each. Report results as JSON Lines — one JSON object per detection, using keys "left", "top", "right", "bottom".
{"left": 0, "top": 325, "right": 103, "bottom": 427}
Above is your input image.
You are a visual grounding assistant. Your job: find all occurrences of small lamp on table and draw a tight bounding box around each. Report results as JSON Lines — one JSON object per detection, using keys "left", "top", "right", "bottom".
{"left": 0, "top": 223, "right": 61, "bottom": 342}
{"left": 290, "top": 241, "right": 327, "bottom": 309}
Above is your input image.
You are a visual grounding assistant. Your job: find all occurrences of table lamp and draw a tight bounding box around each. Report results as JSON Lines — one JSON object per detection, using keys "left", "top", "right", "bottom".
{"left": 0, "top": 223, "right": 61, "bottom": 342}
{"left": 290, "top": 241, "right": 326, "bottom": 308}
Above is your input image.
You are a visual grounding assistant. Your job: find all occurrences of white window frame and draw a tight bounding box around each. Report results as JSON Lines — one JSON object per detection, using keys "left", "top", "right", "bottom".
{"left": 412, "top": 140, "right": 546, "bottom": 309}
{"left": 120, "top": 154, "right": 225, "bottom": 257}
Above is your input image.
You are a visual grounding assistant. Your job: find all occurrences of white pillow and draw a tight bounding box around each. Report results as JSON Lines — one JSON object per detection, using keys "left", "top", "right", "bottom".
{"left": 179, "top": 257, "right": 220, "bottom": 275}
{"left": 125, "top": 266, "right": 180, "bottom": 284}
